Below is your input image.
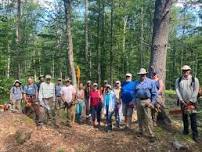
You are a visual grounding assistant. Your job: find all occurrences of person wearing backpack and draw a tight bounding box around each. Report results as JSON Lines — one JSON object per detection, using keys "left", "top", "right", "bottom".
{"left": 10, "top": 80, "right": 23, "bottom": 112}
{"left": 175, "top": 65, "right": 200, "bottom": 142}
{"left": 135, "top": 68, "right": 157, "bottom": 142}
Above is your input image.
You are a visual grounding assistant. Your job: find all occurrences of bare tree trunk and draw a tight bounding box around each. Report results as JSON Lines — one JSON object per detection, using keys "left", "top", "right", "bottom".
{"left": 109, "top": 0, "right": 114, "bottom": 84}
{"left": 7, "top": 43, "right": 10, "bottom": 79}
{"left": 140, "top": 5, "right": 144, "bottom": 67}
{"left": 84, "top": 0, "right": 89, "bottom": 78}
{"left": 16, "top": 0, "right": 21, "bottom": 79}
{"left": 149, "top": 0, "right": 174, "bottom": 84}
{"left": 122, "top": 16, "right": 128, "bottom": 74}
{"left": 64, "top": 0, "right": 77, "bottom": 86}
{"left": 97, "top": 0, "right": 101, "bottom": 85}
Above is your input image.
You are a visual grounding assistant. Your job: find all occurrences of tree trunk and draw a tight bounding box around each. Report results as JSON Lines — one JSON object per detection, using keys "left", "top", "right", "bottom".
{"left": 122, "top": 16, "right": 128, "bottom": 74}
{"left": 140, "top": 5, "right": 144, "bottom": 67}
{"left": 64, "top": 0, "right": 77, "bottom": 86}
{"left": 84, "top": 0, "right": 90, "bottom": 78}
{"left": 149, "top": 0, "right": 174, "bottom": 84}
{"left": 16, "top": 0, "right": 21, "bottom": 79}
{"left": 109, "top": 0, "right": 114, "bottom": 84}
{"left": 97, "top": 0, "right": 101, "bottom": 85}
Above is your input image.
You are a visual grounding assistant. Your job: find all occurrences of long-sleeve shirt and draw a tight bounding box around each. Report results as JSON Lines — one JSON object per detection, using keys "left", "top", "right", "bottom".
{"left": 135, "top": 78, "right": 157, "bottom": 104}
{"left": 39, "top": 82, "right": 55, "bottom": 102}
{"left": 55, "top": 84, "right": 63, "bottom": 97}
{"left": 103, "top": 91, "right": 116, "bottom": 112}
{"left": 176, "top": 75, "right": 199, "bottom": 103}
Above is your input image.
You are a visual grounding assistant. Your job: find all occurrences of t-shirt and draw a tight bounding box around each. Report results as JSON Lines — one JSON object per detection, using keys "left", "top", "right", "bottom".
{"left": 61, "top": 85, "right": 76, "bottom": 103}
{"left": 90, "top": 90, "right": 101, "bottom": 107}
{"left": 23, "top": 84, "right": 38, "bottom": 96}
{"left": 121, "top": 81, "right": 137, "bottom": 103}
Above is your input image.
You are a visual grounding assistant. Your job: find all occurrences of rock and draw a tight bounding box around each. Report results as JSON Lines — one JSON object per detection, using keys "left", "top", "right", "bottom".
{"left": 172, "top": 141, "right": 189, "bottom": 151}
{"left": 15, "top": 128, "right": 32, "bottom": 144}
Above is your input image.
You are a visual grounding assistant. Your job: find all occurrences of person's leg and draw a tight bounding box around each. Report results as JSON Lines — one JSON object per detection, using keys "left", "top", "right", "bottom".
{"left": 136, "top": 100, "right": 144, "bottom": 134}
{"left": 91, "top": 106, "right": 96, "bottom": 127}
{"left": 48, "top": 98, "right": 56, "bottom": 125}
{"left": 97, "top": 103, "right": 102, "bottom": 126}
{"left": 105, "top": 106, "right": 109, "bottom": 130}
{"left": 151, "top": 108, "right": 156, "bottom": 127}
{"left": 190, "top": 113, "right": 198, "bottom": 141}
{"left": 115, "top": 104, "right": 120, "bottom": 127}
{"left": 182, "top": 112, "right": 189, "bottom": 134}
{"left": 15, "top": 100, "right": 21, "bottom": 112}
{"left": 122, "top": 103, "right": 127, "bottom": 126}
{"left": 127, "top": 107, "right": 133, "bottom": 129}
{"left": 70, "top": 104, "right": 76, "bottom": 125}
{"left": 108, "top": 111, "right": 114, "bottom": 130}
{"left": 143, "top": 101, "right": 154, "bottom": 137}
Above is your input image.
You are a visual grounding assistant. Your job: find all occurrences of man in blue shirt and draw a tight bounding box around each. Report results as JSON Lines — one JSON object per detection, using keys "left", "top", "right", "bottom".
{"left": 121, "top": 73, "right": 137, "bottom": 129}
{"left": 135, "top": 68, "right": 157, "bottom": 142}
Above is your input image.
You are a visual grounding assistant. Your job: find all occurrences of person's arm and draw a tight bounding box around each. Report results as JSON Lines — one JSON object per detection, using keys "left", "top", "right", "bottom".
{"left": 158, "top": 79, "right": 164, "bottom": 95}
{"left": 61, "top": 88, "right": 65, "bottom": 102}
{"left": 52, "top": 84, "right": 56, "bottom": 102}
{"left": 151, "top": 81, "right": 158, "bottom": 105}
{"left": 190, "top": 78, "right": 200, "bottom": 103}
{"left": 38, "top": 84, "right": 43, "bottom": 102}
{"left": 175, "top": 78, "right": 183, "bottom": 102}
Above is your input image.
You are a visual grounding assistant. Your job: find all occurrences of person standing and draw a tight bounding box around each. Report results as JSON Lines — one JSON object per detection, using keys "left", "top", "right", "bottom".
{"left": 90, "top": 83, "right": 102, "bottom": 128}
{"left": 113, "top": 81, "right": 122, "bottom": 127}
{"left": 61, "top": 78, "right": 76, "bottom": 127}
{"left": 37, "top": 75, "right": 45, "bottom": 92}
{"left": 76, "top": 83, "right": 85, "bottom": 124}
{"left": 23, "top": 77, "right": 43, "bottom": 127}
{"left": 121, "top": 73, "right": 136, "bottom": 129}
{"left": 10, "top": 80, "right": 23, "bottom": 112}
{"left": 103, "top": 84, "right": 116, "bottom": 132}
{"left": 55, "top": 78, "right": 63, "bottom": 109}
{"left": 176, "top": 65, "right": 200, "bottom": 142}
{"left": 39, "top": 75, "right": 57, "bottom": 127}
{"left": 135, "top": 68, "right": 157, "bottom": 142}
{"left": 84, "top": 80, "right": 92, "bottom": 119}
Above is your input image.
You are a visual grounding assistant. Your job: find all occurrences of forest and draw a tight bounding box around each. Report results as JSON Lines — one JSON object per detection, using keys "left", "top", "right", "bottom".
{"left": 0, "top": 0, "right": 201, "bottom": 90}
{"left": 0, "top": 0, "right": 202, "bottom": 152}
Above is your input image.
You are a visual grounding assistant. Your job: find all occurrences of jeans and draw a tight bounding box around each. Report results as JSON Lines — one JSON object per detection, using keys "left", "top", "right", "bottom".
{"left": 91, "top": 102, "right": 102, "bottom": 123}
{"left": 76, "top": 101, "right": 84, "bottom": 123}
{"left": 105, "top": 105, "right": 114, "bottom": 130}
{"left": 114, "top": 103, "right": 120, "bottom": 127}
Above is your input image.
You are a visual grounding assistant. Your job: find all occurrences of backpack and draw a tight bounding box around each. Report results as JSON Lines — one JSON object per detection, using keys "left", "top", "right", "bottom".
{"left": 177, "top": 76, "right": 195, "bottom": 89}
{"left": 12, "top": 86, "right": 23, "bottom": 94}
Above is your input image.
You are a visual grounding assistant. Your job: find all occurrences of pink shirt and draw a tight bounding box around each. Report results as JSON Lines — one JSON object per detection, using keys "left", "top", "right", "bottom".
{"left": 61, "top": 85, "right": 76, "bottom": 103}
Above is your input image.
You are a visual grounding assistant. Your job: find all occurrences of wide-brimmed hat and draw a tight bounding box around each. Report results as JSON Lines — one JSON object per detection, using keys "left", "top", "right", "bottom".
{"left": 137, "top": 68, "right": 148, "bottom": 75}
{"left": 45, "top": 75, "right": 52, "bottom": 79}
{"left": 13, "top": 80, "right": 22, "bottom": 85}
{"left": 125, "top": 73, "right": 132, "bottom": 77}
{"left": 181, "top": 65, "right": 191, "bottom": 71}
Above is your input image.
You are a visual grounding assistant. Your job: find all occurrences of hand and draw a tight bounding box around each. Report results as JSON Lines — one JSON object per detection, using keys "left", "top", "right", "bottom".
{"left": 180, "top": 100, "right": 187, "bottom": 106}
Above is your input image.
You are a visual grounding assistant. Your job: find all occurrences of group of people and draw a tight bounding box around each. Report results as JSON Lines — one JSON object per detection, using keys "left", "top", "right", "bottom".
{"left": 9, "top": 65, "right": 200, "bottom": 142}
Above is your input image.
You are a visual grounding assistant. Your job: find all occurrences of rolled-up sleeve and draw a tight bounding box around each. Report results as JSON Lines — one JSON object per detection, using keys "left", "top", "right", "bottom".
{"left": 151, "top": 81, "right": 158, "bottom": 104}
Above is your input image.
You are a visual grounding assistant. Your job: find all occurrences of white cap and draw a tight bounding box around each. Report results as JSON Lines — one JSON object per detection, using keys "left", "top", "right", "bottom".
{"left": 45, "top": 75, "right": 52, "bottom": 79}
{"left": 126, "top": 73, "right": 132, "bottom": 77}
{"left": 181, "top": 65, "right": 191, "bottom": 71}
{"left": 93, "top": 83, "right": 98, "bottom": 86}
{"left": 137, "top": 68, "right": 148, "bottom": 75}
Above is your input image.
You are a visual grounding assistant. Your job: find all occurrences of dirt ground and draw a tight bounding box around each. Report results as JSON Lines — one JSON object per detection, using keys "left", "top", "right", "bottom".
{"left": 0, "top": 95, "right": 202, "bottom": 152}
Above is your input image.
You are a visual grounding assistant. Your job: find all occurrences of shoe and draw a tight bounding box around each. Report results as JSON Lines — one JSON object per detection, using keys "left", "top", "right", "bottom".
{"left": 183, "top": 131, "right": 189, "bottom": 135}
{"left": 137, "top": 132, "right": 143, "bottom": 137}
{"left": 149, "top": 136, "right": 156, "bottom": 143}
{"left": 193, "top": 136, "right": 199, "bottom": 143}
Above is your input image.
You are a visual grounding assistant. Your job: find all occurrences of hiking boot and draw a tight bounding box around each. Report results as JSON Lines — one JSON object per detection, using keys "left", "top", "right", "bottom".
{"left": 137, "top": 131, "right": 143, "bottom": 137}
{"left": 193, "top": 136, "right": 199, "bottom": 143}
{"left": 183, "top": 131, "right": 189, "bottom": 135}
{"left": 149, "top": 136, "right": 156, "bottom": 143}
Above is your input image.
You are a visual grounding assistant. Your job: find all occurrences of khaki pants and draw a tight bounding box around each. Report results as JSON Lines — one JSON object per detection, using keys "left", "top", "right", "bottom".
{"left": 66, "top": 104, "right": 76, "bottom": 125}
{"left": 12, "top": 99, "right": 21, "bottom": 111}
{"left": 43, "top": 97, "right": 56, "bottom": 125}
{"left": 55, "top": 97, "right": 62, "bottom": 110}
{"left": 136, "top": 99, "right": 154, "bottom": 137}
